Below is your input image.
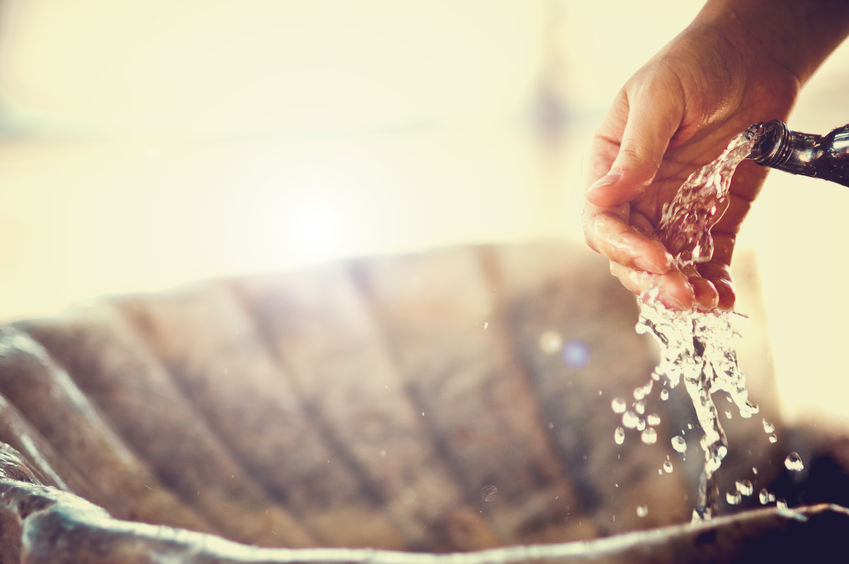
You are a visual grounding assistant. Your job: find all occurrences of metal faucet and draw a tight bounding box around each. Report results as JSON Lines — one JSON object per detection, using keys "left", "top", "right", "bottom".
{"left": 747, "top": 119, "right": 849, "bottom": 187}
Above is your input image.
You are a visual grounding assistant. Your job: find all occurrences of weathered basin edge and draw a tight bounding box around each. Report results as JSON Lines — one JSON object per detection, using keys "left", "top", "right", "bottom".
{"left": 0, "top": 478, "right": 845, "bottom": 564}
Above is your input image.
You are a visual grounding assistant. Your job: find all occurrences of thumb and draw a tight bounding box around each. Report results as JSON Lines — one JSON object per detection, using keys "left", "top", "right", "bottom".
{"left": 586, "top": 82, "right": 683, "bottom": 207}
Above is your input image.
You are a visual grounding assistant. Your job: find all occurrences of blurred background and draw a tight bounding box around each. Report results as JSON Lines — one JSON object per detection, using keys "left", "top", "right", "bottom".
{"left": 0, "top": 0, "right": 846, "bottom": 423}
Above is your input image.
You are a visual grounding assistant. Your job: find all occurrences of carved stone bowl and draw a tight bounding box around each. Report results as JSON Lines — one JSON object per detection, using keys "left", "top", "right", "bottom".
{"left": 0, "top": 242, "right": 844, "bottom": 563}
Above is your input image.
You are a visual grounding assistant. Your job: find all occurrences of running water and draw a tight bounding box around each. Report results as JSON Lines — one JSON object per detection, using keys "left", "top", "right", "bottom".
{"left": 635, "top": 130, "right": 760, "bottom": 521}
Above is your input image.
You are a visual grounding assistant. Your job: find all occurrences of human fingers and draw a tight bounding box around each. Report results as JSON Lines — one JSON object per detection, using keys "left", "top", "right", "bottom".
{"left": 690, "top": 277, "right": 720, "bottom": 311}
{"left": 697, "top": 261, "right": 736, "bottom": 310}
{"left": 697, "top": 231, "right": 736, "bottom": 310}
{"left": 586, "top": 75, "right": 684, "bottom": 208}
{"left": 609, "top": 262, "right": 695, "bottom": 310}
{"left": 582, "top": 206, "right": 672, "bottom": 274}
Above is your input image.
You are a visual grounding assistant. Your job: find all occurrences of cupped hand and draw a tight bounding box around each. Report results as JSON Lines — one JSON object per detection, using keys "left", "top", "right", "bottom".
{"left": 582, "top": 22, "right": 798, "bottom": 311}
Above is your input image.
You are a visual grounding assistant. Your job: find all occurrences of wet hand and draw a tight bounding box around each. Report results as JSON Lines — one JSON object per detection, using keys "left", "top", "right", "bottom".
{"left": 582, "top": 23, "right": 798, "bottom": 311}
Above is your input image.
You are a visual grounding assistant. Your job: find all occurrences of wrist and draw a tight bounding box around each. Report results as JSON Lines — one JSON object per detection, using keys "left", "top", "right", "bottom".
{"left": 693, "top": 0, "right": 849, "bottom": 86}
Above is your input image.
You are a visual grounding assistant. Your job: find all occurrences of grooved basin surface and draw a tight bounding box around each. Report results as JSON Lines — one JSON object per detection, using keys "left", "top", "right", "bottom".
{"left": 0, "top": 242, "right": 844, "bottom": 563}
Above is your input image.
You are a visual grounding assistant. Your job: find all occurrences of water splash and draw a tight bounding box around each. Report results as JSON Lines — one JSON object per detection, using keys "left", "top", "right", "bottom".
{"left": 654, "top": 130, "right": 757, "bottom": 273}
{"left": 636, "top": 130, "right": 760, "bottom": 521}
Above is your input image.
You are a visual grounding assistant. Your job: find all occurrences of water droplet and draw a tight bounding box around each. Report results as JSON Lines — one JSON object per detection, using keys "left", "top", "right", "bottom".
{"left": 752, "top": 466, "right": 758, "bottom": 475}
{"left": 726, "top": 491, "right": 741, "bottom": 505}
{"left": 762, "top": 419, "right": 775, "bottom": 434}
{"left": 611, "top": 397, "right": 627, "bottom": 414}
{"left": 776, "top": 499, "right": 788, "bottom": 510}
{"left": 641, "top": 427, "right": 658, "bottom": 444}
{"left": 636, "top": 418, "right": 647, "bottom": 432}
{"left": 480, "top": 484, "right": 498, "bottom": 503}
{"left": 633, "top": 382, "right": 652, "bottom": 400}
{"left": 660, "top": 389, "right": 670, "bottom": 401}
{"left": 483, "top": 322, "right": 489, "bottom": 330}
{"left": 647, "top": 413, "right": 661, "bottom": 426}
{"left": 758, "top": 489, "right": 774, "bottom": 505}
{"left": 614, "top": 426, "right": 625, "bottom": 445}
{"left": 768, "top": 434, "right": 777, "bottom": 444}
{"left": 634, "top": 401, "right": 646, "bottom": 415}
{"left": 724, "top": 410, "right": 732, "bottom": 420}
{"left": 663, "top": 459, "right": 674, "bottom": 473}
{"left": 671, "top": 435, "right": 687, "bottom": 454}
{"left": 636, "top": 505, "right": 648, "bottom": 518}
{"left": 784, "top": 452, "right": 804, "bottom": 472}
{"left": 735, "top": 480, "right": 753, "bottom": 496}
{"left": 687, "top": 423, "right": 694, "bottom": 430}
{"left": 622, "top": 410, "right": 641, "bottom": 429}
{"left": 537, "top": 330, "right": 562, "bottom": 354}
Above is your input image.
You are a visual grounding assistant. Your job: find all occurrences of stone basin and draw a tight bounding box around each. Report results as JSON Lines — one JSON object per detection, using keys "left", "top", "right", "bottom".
{"left": 0, "top": 242, "right": 845, "bottom": 562}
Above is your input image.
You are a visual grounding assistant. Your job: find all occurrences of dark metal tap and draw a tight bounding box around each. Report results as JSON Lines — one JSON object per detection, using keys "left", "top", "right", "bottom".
{"left": 747, "top": 119, "right": 849, "bottom": 187}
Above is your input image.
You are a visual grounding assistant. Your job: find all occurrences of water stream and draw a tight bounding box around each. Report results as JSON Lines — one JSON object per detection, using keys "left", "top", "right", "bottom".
{"left": 630, "top": 130, "right": 761, "bottom": 521}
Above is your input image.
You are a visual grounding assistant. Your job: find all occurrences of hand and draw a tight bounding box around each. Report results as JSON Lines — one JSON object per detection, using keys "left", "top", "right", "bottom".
{"left": 582, "top": 21, "right": 798, "bottom": 310}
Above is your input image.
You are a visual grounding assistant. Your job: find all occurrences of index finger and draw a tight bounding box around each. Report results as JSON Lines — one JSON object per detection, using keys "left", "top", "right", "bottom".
{"left": 582, "top": 203, "right": 673, "bottom": 275}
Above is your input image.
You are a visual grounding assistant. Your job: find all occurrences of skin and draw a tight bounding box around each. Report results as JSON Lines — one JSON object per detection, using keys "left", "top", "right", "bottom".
{"left": 582, "top": 0, "right": 849, "bottom": 311}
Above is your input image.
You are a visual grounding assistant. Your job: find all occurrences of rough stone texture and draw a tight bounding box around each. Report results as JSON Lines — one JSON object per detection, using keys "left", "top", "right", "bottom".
{"left": 0, "top": 241, "right": 839, "bottom": 562}
{"left": 0, "top": 477, "right": 847, "bottom": 563}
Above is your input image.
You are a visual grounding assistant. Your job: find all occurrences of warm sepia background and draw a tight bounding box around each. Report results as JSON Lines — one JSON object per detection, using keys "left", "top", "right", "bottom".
{"left": 0, "top": 1, "right": 846, "bottom": 422}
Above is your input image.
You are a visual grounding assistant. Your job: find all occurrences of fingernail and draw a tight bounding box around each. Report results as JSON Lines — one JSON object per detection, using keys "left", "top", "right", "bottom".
{"left": 587, "top": 169, "right": 622, "bottom": 193}
{"left": 664, "top": 281, "right": 694, "bottom": 311}
{"left": 666, "top": 294, "right": 689, "bottom": 311}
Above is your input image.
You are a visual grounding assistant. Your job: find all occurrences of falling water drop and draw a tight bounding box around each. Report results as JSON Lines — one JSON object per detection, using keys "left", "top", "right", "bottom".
{"left": 735, "top": 480, "right": 753, "bottom": 496}
{"left": 662, "top": 459, "right": 674, "bottom": 473}
{"left": 671, "top": 435, "right": 687, "bottom": 454}
{"left": 634, "top": 382, "right": 653, "bottom": 400}
{"left": 726, "top": 491, "right": 741, "bottom": 506}
{"left": 784, "top": 452, "right": 804, "bottom": 472}
{"left": 622, "top": 411, "right": 641, "bottom": 429}
{"left": 762, "top": 419, "right": 775, "bottom": 434}
{"left": 660, "top": 389, "right": 670, "bottom": 401}
{"left": 636, "top": 505, "right": 648, "bottom": 518}
{"left": 641, "top": 427, "right": 658, "bottom": 445}
{"left": 611, "top": 398, "right": 627, "bottom": 414}
{"left": 614, "top": 426, "right": 625, "bottom": 446}
{"left": 768, "top": 434, "right": 778, "bottom": 444}
{"left": 647, "top": 413, "right": 661, "bottom": 426}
